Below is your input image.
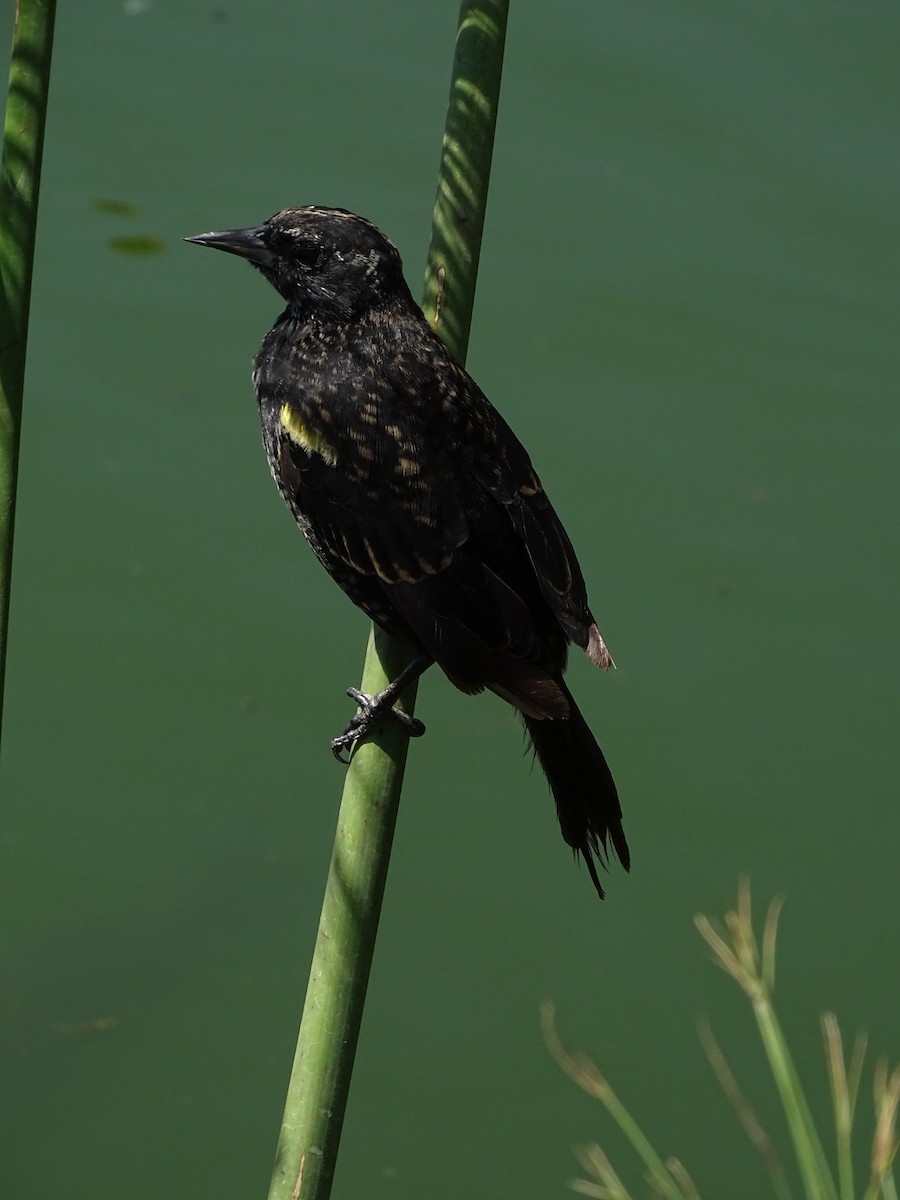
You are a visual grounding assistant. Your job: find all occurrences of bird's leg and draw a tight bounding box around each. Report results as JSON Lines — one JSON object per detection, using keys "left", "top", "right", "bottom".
{"left": 331, "top": 654, "right": 432, "bottom": 762}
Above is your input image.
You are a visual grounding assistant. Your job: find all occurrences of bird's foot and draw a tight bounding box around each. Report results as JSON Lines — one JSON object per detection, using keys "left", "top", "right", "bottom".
{"left": 331, "top": 686, "right": 426, "bottom": 763}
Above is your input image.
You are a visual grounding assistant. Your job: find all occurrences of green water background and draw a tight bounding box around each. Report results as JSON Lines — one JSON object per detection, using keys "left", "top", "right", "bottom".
{"left": 1, "top": 3, "right": 897, "bottom": 1198}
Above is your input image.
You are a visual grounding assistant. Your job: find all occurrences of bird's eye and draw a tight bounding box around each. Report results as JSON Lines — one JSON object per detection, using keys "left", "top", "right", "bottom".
{"left": 290, "top": 236, "right": 321, "bottom": 270}
{"left": 267, "top": 229, "right": 321, "bottom": 269}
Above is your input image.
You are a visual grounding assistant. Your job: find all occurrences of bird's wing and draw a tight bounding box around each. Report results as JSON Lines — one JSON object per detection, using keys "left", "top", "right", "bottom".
{"left": 438, "top": 357, "right": 612, "bottom": 668}
{"left": 260, "top": 323, "right": 606, "bottom": 706}
{"left": 273, "top": 419, "right": 567, "bottom": 714}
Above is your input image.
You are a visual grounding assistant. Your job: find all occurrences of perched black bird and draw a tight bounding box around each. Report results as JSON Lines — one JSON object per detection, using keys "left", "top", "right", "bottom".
{"left": 186, "top": 206, "right": 629, "bottom": 896}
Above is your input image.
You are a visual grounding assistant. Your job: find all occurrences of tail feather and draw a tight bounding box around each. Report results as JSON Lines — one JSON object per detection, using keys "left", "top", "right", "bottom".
{"left": 523, "top": 683, "right": 629, "bottom": 898}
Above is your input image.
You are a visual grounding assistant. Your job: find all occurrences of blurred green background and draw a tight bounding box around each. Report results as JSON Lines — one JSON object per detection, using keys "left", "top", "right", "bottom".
{"left": 1, "top": 2, "right": 897, "bottom": 1198}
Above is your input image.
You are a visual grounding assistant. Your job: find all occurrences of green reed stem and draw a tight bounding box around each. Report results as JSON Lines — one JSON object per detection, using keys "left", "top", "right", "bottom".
{"left": 0, "top": 0, "right": 56, "bottom": 747}
{"left": 266, "top": 5, "right": 509, "bottom": 1199}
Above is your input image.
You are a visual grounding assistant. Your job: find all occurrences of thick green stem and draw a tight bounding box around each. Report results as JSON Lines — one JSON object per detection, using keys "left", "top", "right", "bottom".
{"left": 267, "top": 627, "right": 416, "bottom": 1200}
{"left": 266, "top": 5, "right": 509, "bottom": 1200}
{"left": 421, "top": 0, "right": 508, "bottom": 358}
{"left": 0, "top": 0, "right": 56, "bottom": 745}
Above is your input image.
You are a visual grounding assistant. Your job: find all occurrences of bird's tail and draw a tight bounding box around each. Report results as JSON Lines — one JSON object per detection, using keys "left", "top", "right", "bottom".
{"left": 523, "top": 683, "right": 630, "bottom": 898}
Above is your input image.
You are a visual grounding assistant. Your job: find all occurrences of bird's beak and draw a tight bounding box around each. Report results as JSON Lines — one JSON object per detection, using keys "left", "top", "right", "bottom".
{"left": 184, "top": 225, "right": 272, "bottom": 266}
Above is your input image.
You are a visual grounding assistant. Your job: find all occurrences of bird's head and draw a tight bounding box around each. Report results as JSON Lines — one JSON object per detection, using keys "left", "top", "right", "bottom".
{"left": 186, "top": 206, "right": 411, "bottom": 319}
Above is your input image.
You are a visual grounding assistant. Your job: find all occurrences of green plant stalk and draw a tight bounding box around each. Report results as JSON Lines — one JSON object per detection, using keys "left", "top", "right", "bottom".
{"left": 0, "top": 0, "right": 56, "bottom": 746}
{"left": 699, "top": 894, "right": 839, "bottom": 1200}
{"left": 821, "top": 1015, "right": 860, "bottom": 1200}
{"left": 560, "top": 892, "right": 898, "bottom": 1200}
{"left": 872, "top": 1169, "right": 898, "bottom": 1200}
{"left": 591, "top": 1085, "right": 693, "bottom": 1200}
{"left": 542, "top": 1004, "right": 693, "bottom": 1200}
{"left": 750, "top": 991, "right": 840, "bottom": 1200}
{"left": 266, "top": 4, "right": 509, "bottom": 1199}
{"left": 421, "top": 0, "right": 508, "bottom": 356}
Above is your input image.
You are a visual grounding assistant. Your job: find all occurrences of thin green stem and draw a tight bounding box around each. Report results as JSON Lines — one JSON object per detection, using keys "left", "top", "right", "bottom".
{"left": 0, "top": 0, "right": 56, "bottom": 747}
{"left": 266, "top": 5, "right": 509, "bottom": 1199}
{"left": 821, "top": 1014, "right": 862, "bottom": 1200}
{"left": 750, "top": 997, "right": 839, "bottom": 1200}
{"left": 698, "top": 892, "right": 839, "bottom": 1200}
{"left": 542, "top": 1003, "right": 694, "bottom": 1200}
{"left": 593, "top": 1087, "right": 691, "bottom": 1200}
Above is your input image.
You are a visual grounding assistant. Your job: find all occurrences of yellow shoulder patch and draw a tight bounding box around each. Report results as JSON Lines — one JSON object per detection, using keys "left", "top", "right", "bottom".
{"left": 279, "top": 403, "right": 338, "bottom": 466}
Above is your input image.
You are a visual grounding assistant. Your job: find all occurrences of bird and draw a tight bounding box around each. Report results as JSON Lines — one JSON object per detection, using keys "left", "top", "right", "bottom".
{"left": 186, "top": 206, "right": 629, "bottom": 896}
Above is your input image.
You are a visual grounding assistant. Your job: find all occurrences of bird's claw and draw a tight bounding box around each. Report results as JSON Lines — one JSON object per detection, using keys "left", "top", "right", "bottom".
{"left": 331, "top": 686, "right": 426, "bottom": 763}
